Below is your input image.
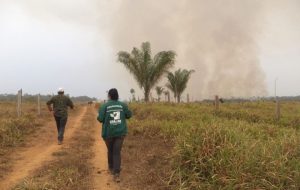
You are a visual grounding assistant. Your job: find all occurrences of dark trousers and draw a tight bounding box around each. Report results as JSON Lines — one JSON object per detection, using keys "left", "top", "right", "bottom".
{"left": 54, "top": 116, "right": 68, "bottom": 141}
{"left": 105, "top": 136, "right": 124, "bottom": 174}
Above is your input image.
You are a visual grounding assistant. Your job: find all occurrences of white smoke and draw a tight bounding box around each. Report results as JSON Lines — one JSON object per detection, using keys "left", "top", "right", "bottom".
{"left": 4, "top": 0, "right": 299, "bottom": 99}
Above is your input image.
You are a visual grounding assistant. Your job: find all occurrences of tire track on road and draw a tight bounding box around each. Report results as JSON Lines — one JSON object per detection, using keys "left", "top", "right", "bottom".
{"left": 0, "top": 106, "right": 87, "bottom": 190}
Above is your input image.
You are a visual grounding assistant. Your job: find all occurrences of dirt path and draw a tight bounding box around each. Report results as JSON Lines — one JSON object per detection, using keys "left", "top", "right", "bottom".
{"left": 91, "top": 109, "right": 119, "bottom": 190}
{"left": 0, "top": 106, "right": 87, "bottom": 190}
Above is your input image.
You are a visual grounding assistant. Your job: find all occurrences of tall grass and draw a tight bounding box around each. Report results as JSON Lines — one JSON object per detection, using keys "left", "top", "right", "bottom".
{"left": 0, "top": 115, "right": 36, "bottom": 147}
{"left": 128, "top": 102, "right": 300, "bottom": 189}
{"left": 0, "top": 102, "right": 50, "bottom": 149}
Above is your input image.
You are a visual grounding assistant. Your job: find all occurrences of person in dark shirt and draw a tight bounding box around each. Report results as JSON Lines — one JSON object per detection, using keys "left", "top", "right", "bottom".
{"left": 47, "top": 88, "right": 74, "bottom": 145}
{"left": 97, "top": 88, "right": 132, "bottom": 183}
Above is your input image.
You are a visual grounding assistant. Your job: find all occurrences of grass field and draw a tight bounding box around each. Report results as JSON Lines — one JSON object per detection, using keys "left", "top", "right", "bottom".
{"left": 0, "top": 101, "right": 52, "bottom": 179}
{"left": 0, "top": 101, "right": 51, "bottom": 149}
{"left": 0, "top": 101, "right": 299, "bottom": 189}
{"left": 125, "top": 101, "right": 300, "bottom": 189}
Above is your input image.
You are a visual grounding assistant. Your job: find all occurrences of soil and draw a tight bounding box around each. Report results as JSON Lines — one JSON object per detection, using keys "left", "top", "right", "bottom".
{"left": 0, "top": 106, "right": 120, "bottom": 190}
{"left": 120, "top": 129, "right": 174, "bottom": 190}
{"left": 0, "top": 106, "right": 173, "bottom": 190}
{"left": 90, "top": 108, "right": 119, "bottom": 190}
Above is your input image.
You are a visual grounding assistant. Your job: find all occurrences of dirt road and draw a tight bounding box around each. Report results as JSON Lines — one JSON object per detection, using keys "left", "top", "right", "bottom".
{"left": 90, "top": 108, "right": 118, "bottom": 190}
{"left": 0, "top": 106, "right": 118, "bottom": 190}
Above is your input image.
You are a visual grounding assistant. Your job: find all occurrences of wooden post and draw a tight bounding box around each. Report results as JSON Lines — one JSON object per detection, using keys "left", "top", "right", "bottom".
{"left": 215, "top": 95, "right": 219, "bottom": 111}
{"left": 37, "top": 94, "right": 41, "bottom": 116}
{"left": 17, "top": 89, "right": 22, "bottom": 117}
{"left": 16, "top": 92, "right": 19, "bottom": 117}
{"left": 187, "top": 93, "right": 190, "bottom": 103}
{"left": 275, "top": 98, "right": 280, "bottom": 121}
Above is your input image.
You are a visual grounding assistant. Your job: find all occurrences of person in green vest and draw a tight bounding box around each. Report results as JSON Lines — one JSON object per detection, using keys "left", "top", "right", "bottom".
{"left": 97, "top": 88, "right": 132, "bottom": 183}
{"left": 47, "top": 88, "right": 74, "bottom": 145}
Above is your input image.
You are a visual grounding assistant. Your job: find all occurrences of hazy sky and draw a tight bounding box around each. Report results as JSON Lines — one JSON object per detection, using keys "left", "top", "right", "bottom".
{"left": 0, "top": 0, "right": 299, "bottom": 100}
{"left": 259, "top": 1, "right": 300, "bottom": 97}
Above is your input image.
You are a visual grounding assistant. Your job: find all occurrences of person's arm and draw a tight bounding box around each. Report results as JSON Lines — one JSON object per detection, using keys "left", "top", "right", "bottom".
{"left": 97, "top": 105, "right": 106, "bottom": 123}
{"left": 46, "top": 98, "right": 54, "bottom": 112}
{"left": 67, "top": 98, "right": 74, "bottom": 109}
{"left": 124, "top": 104, "right": 132, "bottom": 119}
{"left": 46, "top": 98, "right": 54, "bottom": 115}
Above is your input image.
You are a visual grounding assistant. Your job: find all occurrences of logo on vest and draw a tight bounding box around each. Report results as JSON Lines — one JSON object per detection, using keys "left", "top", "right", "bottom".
{"left": 110, "top": 111, "right": 121, "bottom": 125}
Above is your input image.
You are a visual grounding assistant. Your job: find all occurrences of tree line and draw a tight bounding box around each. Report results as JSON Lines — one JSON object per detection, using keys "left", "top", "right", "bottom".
{"left": 0, "top": 94, "right": 97, "bottom": 102}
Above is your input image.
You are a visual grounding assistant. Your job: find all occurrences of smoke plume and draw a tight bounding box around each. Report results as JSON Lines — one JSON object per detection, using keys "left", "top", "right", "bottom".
{"left": 3, "top": 0, "right": 271, "bottom": 99}
{"left": 109, "top": 0, "right": 268, "bottom": 99}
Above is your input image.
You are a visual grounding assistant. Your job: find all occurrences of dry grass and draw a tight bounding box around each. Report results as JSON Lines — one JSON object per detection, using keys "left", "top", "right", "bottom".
{"left": 123, "top": 102, "right": 300, "bottom": 189}
{"left": 121, "top": 124, "right": 174, "bottom": 190}
{"left": 0, "top": 101, "right": 51, "bottom": 148}
{"left": 3, "top": 101, "right": 299, "bottom": 189}
{"left": 0, "top": 101, "right": 52, "bottom": 179}
{"left": 13, "top": 108, "right": 95, "bottom": 190}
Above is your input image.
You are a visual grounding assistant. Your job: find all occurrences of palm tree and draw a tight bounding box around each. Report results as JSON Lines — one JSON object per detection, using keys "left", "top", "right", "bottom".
{"left": 118, "top": 42, "right": 176, "bottom": 102}
{"left": 130, "top": 88, "right": 136, "bottom": 102}
{"left": 155, "top": 86, "right": 164, "bottom": 102}
{"left": 166, "top": 69, "right": 195, "bottom": 103}
{"left": 164, "top": 90, "right": 170, "bottom": 102}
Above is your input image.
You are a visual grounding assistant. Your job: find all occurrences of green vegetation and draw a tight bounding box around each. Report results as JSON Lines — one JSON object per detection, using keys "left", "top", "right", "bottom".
{"left": 130, "top": 88, "right": 136, "bottom": 101}
{"left": 0, "top": 94, "right": 96, "bottom": 102}
{"left": 127, "top": 102, "right": 300, "bottom": 189}
{"left": 118, "top": 42, "right": 176, "bottom": 102}
{"left": 166, "top": 69, "right": 194, "bottom": 103}
{"left": 164, "top": 90, "right": 171, "bottom": 102}
{"left": 155, "top": 86, "right": 164, "bottom": 102}
{"left": 1, "top": 100, "right": 299, "bottom": 189}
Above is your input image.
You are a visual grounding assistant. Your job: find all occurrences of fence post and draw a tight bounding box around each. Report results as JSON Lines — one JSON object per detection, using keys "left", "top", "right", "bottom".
{"left": 17, "top": 89, "right": 22, "bottom": 117}
{"left": 275, "top": 98, "right": 281, "bottom": 121}
{"left": 215, "top": 95, "right": 219, "bottom": 111}
{"left": 37, "top": 93, "right": 41, "bottom": 116}
{"left": 167, "top": 93, "right": 170, "bottom": 103}
{"left": 187, "top": 93, "right": 190, "bottom": 103}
